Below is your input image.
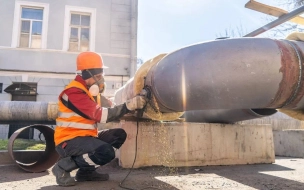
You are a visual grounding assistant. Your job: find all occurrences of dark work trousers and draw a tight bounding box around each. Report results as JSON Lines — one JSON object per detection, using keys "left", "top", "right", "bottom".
{"left": 55, "top": 128, "right": 126, "bottom": 170}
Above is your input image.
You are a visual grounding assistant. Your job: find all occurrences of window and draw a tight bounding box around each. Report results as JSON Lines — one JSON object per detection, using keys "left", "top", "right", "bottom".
{"left": 12, "top": 2, "right": 49, "bottom": 49}
{"left": 4, "top": 82, "right": 37, "bottom": 96}
{"left": 69, "top": 13, "right": 91, "bottom": 52}
{"left": 63, "top": 6, "right": 96, "bottom": 52}
{"left": 19, "top": 7, "right": 43, "bottom": 48}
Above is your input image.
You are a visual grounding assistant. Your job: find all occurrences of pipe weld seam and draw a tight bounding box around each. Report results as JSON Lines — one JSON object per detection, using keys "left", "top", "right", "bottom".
{"left": 282, "top": 40, "right": 303, "bottom": 107}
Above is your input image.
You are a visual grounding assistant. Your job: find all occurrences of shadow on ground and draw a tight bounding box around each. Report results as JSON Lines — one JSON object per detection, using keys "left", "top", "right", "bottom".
{"left": 0, "top": 165, "right": 49, "bottom": 183}
{"left": 1, "top": 157, "right": 304, "bottom": 190}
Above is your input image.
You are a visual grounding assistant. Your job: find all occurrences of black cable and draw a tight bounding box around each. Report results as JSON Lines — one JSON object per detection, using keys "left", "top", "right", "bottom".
{"left": 118, "top": 119, "right": 139, "bottom": 190}
{"left": 118, "top": 119, "right": 162, "bottom": 190}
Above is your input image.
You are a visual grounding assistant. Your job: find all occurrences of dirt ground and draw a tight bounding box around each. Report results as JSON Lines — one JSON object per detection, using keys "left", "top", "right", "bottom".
{"left": 1, "top": 157, "right": 304, "bottom": 190}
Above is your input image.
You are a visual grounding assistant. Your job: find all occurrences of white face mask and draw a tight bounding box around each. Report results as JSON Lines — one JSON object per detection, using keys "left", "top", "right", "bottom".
{"left": 89, "top": 84, "right": 99, "bottom": 96}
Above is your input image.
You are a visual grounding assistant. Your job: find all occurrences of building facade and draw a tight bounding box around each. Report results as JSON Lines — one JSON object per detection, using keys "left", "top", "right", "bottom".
{"left": 0, "top": 0, "right": 137, "bottom": 102}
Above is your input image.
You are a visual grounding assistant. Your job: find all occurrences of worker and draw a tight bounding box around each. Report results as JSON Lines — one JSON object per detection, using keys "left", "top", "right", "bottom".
{"left": 52, "top": 52, "right": 147, "bottom": 186}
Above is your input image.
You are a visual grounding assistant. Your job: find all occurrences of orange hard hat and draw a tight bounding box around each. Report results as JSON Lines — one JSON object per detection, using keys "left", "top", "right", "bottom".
{"left": 77, "top": 52, "right": 106, "bottom": 71}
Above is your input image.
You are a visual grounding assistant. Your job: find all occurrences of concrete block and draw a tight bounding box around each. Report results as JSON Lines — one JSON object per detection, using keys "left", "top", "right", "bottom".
{"left": 106, "top": 121, "right": 275, "bottom": 168}
{"left": 239, "top": 112, "right": 304, "bottom": 131}
{"left": 273, "top": 130, "right": 304, "bottom": 158}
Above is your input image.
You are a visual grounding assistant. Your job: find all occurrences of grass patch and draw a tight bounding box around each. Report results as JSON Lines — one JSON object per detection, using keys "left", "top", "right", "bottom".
{"left": 0, "top": 139, "right": 46, "bottom": 150}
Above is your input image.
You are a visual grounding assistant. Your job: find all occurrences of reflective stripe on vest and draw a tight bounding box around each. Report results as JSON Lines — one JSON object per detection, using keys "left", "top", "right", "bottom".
{"left": 58, "top": 111, "right": 81, "bottom": 118}
{"left": 56, "top": 121, "right": 96, "bottom": 129}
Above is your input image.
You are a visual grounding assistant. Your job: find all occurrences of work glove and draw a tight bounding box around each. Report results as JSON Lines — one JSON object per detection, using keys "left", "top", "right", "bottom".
{"left": 125, "top": 91, "right": 147, "bottom": 111}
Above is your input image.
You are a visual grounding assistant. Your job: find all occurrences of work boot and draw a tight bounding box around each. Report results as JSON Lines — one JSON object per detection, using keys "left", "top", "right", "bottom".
{"left": 75, "top": 167, "right": 109, "bottom": 182}
{"left": 52, "top": 157, "right": 78, "bottom": 186}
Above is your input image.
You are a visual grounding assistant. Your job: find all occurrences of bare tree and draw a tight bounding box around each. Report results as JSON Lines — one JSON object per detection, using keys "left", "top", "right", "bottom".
{"left": 219, "top": 0, "right": 304, "bottom": 39}
{"left": 292, "top": 0, "right": 304, "bottom": 7}
{"left": 280, "top": 0, "right": 304, "bottom": 8}
{"left": 137, "top": 58, "right": 144, "bottom": 70}
{"left": 263, "top": 0, "right": 304, "bottom": 38}
{"left": 216, "top": 23, "right": 247, "bottom": 38}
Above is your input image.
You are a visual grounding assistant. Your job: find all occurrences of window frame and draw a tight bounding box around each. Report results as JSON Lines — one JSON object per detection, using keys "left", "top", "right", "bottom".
{"left": 19, "top": 7, "right": 44, "bottom": 48}
{"left": 63, "top": 6, "right": 96, "bottom": 52}
{"left": 69, "top": 12, "right": 91, "bottom": 52}
{"left": 11, "top": 1, "right": 49, "bottom": 49}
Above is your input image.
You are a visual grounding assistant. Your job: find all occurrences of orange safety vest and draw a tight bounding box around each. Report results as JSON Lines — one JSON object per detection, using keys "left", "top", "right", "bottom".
{"left": 97, "top": 94, "right": 101, "bottom": 106}
{"left": 54, "top": 80, "right": 98, "bottom": 146}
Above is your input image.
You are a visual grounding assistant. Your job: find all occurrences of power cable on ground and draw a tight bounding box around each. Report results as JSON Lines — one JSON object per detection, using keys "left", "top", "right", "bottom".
{"left": 118, "top": 119, "right": 162, "bottom": 190}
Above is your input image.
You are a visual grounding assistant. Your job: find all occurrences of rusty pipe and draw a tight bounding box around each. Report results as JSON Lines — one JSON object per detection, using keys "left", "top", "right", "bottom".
{"left": 184, "top": 109, "right": 277, "bottom": 124}
{"left": 8, "top": 124, "right": 59, "bottom": 172}
{"left": 0, "top": 101, "right": 59, "bottom": 172}
{"left": 145, "top": 38, "right": 304, "bottom": 112}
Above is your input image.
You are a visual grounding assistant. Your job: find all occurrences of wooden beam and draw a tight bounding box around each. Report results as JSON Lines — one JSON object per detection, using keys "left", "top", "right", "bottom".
{"left": 245, "top": 0, "right": 304, "bottom": 25}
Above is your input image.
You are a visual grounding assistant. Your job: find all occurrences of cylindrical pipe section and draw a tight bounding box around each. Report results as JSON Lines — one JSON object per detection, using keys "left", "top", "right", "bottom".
{"left": 147, "top": 38, "right": 304, "bottom": 112}
{"left": 184, "top": 109, "right": 277, "bottom": 124}
{"left": 0, "top": 101, "right": 58, "bottom": 122}
{"left": 113, "top": 78, "right": 136, "bottom": 105}
{"left": 8, "top": 124, "right": 59, "bottom": 173}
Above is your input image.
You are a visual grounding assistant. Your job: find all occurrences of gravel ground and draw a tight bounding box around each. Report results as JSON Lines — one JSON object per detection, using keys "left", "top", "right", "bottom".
{"left": 0, "top": 157, "right": 304, "bottom": 190}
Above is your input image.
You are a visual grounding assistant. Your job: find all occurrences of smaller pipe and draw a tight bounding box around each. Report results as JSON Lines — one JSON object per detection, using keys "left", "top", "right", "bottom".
{"left": 8, "top": 124, "right": 59, "bottom": 173}
{"left": 184, "top": 109, "right": 277, "bottom": 124}
{"left": 0, "top": 101, "right": 57, "bottom": 122}
{"left": 244, "top": 5, "right": 304, "bottom": 37}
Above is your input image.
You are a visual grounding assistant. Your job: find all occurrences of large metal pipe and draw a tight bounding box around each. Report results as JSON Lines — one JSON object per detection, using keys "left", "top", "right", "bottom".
{"left": 144, "top": 38, "right": 304, "bottom": 112}
{"left": 184, "top": 109, "right": 277, "bottom": 123}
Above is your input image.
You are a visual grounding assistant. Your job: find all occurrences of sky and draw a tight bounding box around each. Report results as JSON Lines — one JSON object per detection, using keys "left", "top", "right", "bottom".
{"left": 137, "top": 0, "right": 292, "bottom": 61}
